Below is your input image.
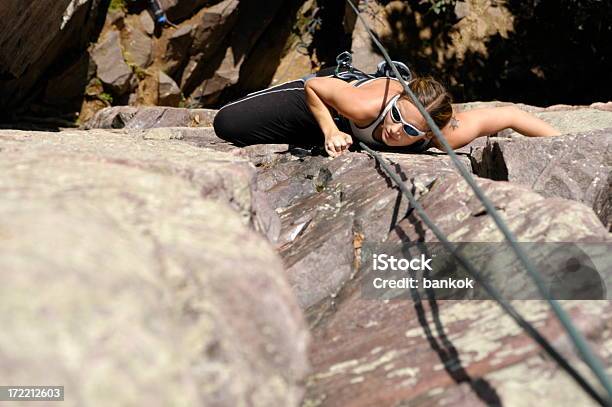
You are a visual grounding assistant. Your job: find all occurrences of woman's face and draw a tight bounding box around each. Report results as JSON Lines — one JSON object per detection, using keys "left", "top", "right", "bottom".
{"left": 380, "top": 98, "right": 431, "bottom": 147}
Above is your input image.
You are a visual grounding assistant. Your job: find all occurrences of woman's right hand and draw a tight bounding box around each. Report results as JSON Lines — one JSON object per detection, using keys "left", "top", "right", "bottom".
{"left": 324, "top": 131, "right": 353, "bottom": 158}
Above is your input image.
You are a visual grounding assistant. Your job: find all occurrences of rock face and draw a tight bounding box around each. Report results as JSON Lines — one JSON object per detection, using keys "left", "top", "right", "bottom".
{"left": 159, "top": 71, "right": 182, "bottom": 106}
{"left": 91, "top": 30, "right": 134, "bottom": 95}
{"left": 0, "top": 0, "right": 105, "bottom": 111}
{"left": 71, "top": 0, "right": 308, "bottom": 120}
{"left": 216, "top": 104, "right": 611, "bottom": 406}
{"left": 121, "top": 21, "right": 153, "bottom": 69}
{"left": 7, "top": 100, "right": 612, "bottom": 406}
{"left": 251, "top": 145, "right": 611, "bottom": 407}
{"left": 85, "top": 106, "right": 217, "bottom": 129}
{"left": 470, "top": 109, "right": 612, "bottom": 230}
{"left": 2, "top": 0, "right": 307, "bottom": 118}
{"left": 0, "top": 128, "right": 309, "bottom": 406}
{"left": 267, "top": 152, "right": 471, "bottom": 309}
{"left": 304, "top": 294, "right": 612, "bottom": 407}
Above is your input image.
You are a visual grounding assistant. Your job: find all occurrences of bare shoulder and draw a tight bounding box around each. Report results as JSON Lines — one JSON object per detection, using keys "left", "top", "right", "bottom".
{"left": 430, "top": 110, "right": 483, "bottom": 150}
{"left": 305, "top": 77, "right": 407, "bottom": 123}
{"left": 358, "top": 78, "right": 404, "bottom": 100}
{"left": 354, "top": 78, "right": 404, "bottom": 122}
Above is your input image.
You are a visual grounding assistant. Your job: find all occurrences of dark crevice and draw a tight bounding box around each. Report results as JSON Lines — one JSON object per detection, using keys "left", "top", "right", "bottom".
{"left": 469, "top": 141, "right": 509, "bottom": 181}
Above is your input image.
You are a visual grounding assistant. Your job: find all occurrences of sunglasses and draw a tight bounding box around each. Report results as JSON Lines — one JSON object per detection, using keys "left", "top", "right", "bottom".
{"left": 390, "top": 98, "right": 426, "bottom": 137}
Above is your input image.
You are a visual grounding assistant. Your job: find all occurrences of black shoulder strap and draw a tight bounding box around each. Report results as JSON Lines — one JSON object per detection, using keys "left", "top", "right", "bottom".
{"left": 374, "top": 60, "right": 413, "bottom": 82}
{"left": 332, "top": 51, "right": 413, "bottom": 83}
{"left": 333, "top": 51, "right": 375, "bottom": 83}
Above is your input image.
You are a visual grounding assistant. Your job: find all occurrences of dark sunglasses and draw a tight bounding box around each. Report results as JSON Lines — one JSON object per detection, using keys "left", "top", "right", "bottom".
{"left": 390, "top": 98, "right": 426, "bottom": 137}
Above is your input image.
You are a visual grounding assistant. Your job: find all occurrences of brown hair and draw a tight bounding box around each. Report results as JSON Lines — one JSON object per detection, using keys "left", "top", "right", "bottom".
{"left": 401, "top": 76, "right": 453, "bottom": 131}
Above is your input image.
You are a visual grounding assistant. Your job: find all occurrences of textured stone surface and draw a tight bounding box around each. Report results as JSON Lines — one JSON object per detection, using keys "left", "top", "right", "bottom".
{"left": 5, "top": 98, "right": 612, "bottom": 406}
{"left": 164, "top": 25, "right": 195, "bottom": 76}
{"left": 160, "top": 0, "right": 210, "bottom": 22}
{"left": 304, "top": 296, "right": 612, "bottom": 407}
{"left": 211, "top": 133, "right": 611, "bottom": 406}
{"left": 0, "top": 0, "right": 105, "bottom": 109}
{"left": 300, "top": 172, "right": 611, "bottom": 407}
{"left": 159, "top": 71, "right": 182, "bottom": 106}
{"left": 259, "top": 151, "right": 471, "bottom": 309}
{"left": 0, "top": 128, "right": 309, "bottom": 407}
{"left": 140, "top": 10, "right": 155, "bottom": 35}
{"left": 178, "top": 0, "right": 242, "bottom": 94}
{"left": 91, "top": 30, "right": 134, "bottom": 95}
{"left": 470, "top": 128, "right": 612, "bottom": 230}
{"left": 182, "top": 0, "right": 290, "bottom": 104}
{"left": 85, "top": 106, "right": 217, "bottom": 129}
{"left": 510, "top": 109, "right": 612, "bottom": 137}
{"left": 121, "top": 22, "right": 153, "bottom": 68}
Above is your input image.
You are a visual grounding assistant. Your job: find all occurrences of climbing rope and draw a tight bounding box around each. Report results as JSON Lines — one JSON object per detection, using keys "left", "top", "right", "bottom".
{"left": 344, "top": 0, "right": 612, "bottom": 404}
{"left": 359, "top": 144, "right": 609, "bottom": 406}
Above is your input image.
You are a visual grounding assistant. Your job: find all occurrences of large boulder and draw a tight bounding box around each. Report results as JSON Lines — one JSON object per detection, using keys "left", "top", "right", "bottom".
{"left": 121, "top": 19, "right": 153, "bottom": 69}
{"left": 160, "top": 0, "right": 210, "bottom": 22}
{"left": 224, "top": 132, "right": 612, "bottom": 406}
{"left": 0, "top": 128, "right": 309, "bottom": 406}
{"left": 257, "top": 151, "right": 471, "bottom": 309}
{"left": 0, "top": 0, "right": 105, "bottom": 111}
{"left": 470, "top": 109, "right": 612, "bottom": 230}
{"left": 159, "top": 71, "right": 183, "bottom": 106}
{"left": 182, "top": 0, "right": 287, "bottom": 105}
{"left": 91, "top": 30, "right": 134, "bottom": 95}
{"left": 301, "top": 171, "right": 611, "bottom": 407}
{"left": 84, "top": 106, "right": 217, "bottom": 129}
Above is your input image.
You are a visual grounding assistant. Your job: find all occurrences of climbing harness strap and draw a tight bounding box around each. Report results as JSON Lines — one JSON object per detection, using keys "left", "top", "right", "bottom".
{"left": 333, "top": 50, "right": 413, "bottom": 83}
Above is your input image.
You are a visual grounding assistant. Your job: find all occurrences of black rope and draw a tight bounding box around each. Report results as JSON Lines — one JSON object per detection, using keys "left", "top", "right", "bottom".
{"left": 343, "top": 0, "right": 611, "bottom": 403}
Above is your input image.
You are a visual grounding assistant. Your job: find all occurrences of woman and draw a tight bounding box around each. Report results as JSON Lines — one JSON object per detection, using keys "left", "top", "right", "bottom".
{"left": 213, "top": 67, "right": 560, "bottom": 157}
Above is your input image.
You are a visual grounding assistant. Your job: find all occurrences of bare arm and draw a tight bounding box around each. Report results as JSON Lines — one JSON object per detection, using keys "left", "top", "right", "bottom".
{"left": 304, "top": 77, "right": 371, "bottom": 156}
{"left": 304, "top": 77, "right": 372, "bottom": 127}
{"left": 434, "top": 106, "right": 561, "bottom": 150}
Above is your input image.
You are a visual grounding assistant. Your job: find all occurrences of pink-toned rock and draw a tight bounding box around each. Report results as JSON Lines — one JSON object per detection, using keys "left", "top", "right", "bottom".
{"left": 264, "top": 152, "right": 470, "bottom": 308}
{"left": 91, "top": 31, "right": 134, "bottom": 95}
{"left": 84, "top": 106, "right": 217, "bottom": 129}
{"left": 121, "top": 22, "right": 153, "bottom": 68}
{"left": 470, "top": 116, "right": 612, "bottom": 230}
{"left": 0, "top": 128, "right": 310, "bottom": 407}
{"left": 158, "top": 71, "right": 182, "bottom": 107}
{"left": 591, "top": 101, "right": 612, "bottom": 112}
{"left": 301, "top": 172, "right": 611, "bottom": 407}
